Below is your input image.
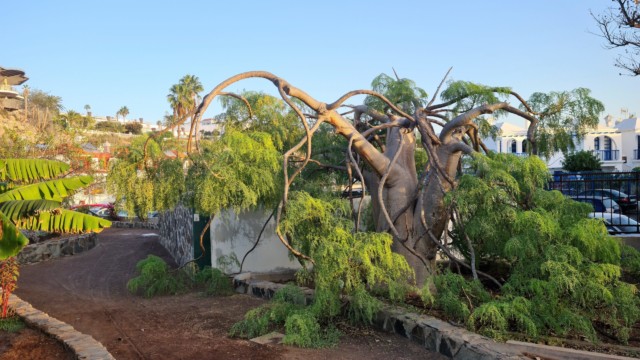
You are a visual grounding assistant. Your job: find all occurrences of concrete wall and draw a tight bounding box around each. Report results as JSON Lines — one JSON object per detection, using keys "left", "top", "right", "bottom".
{"left": 209, "top": 208, "right": 301, "bottom": 274}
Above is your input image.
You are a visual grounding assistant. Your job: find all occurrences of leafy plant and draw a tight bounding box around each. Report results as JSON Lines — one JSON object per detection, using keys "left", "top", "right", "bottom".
{"left": 194, "top": 267, "right": 233, "bottom": 296}
{"left": 0, "top": 158, "right": 111, "bottom": 259}
{"left": 127, "top": 255, "right": 186, "bottom": 297}
{"left": 445, "top": 153, "right": 640, "bottom": 343}
{"left": 127, "top": 256, "right": 234, "bottom": 297}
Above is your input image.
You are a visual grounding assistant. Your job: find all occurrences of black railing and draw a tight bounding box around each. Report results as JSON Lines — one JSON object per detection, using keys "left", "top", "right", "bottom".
{"left": 548, "top": 171, "right": 640, "bottom": 233}
{"left": 592, "top": 149, "right": 619, "bottom": 161}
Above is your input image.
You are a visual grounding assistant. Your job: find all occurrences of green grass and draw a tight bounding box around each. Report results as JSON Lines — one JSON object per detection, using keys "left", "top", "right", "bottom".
{"left": 0, "top": 316, "right": 25, "bottom": 333}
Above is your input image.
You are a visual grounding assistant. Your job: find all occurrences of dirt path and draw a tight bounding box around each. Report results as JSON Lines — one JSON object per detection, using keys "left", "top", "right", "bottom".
{"left": 15, "top": 228, "right": 445, "bottom": 360}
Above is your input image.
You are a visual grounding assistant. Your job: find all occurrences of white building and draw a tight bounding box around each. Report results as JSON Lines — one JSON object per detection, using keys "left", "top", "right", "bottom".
{"left": 485, "top": 116, "right": 640, "bottom": 172}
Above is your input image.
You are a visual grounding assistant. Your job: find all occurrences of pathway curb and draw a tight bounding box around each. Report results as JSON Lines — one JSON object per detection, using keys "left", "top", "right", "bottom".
{"left": 8, "top": 293, "right": 115, "bottom": 360}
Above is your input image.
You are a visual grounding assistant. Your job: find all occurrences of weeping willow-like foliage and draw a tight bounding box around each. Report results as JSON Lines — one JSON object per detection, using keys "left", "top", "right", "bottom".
{"left": 0, "top": 158, "right": 111, "bottom": 259}
{"left": 107, "top": 129, "right": 282, "bottom": 219}
{"left": 186, "top": 130, "right": 281, "bottom": 215}
{"left": 231, "top": 191, "right": 414, "bottom": 347}
{"left": 442, "top": 153, "right": 640, "bottom": 343}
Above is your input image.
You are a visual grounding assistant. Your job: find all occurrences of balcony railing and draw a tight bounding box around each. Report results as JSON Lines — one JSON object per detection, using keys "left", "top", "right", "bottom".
{"left": 592, "top": 149, "right": 619, "bottom": 161}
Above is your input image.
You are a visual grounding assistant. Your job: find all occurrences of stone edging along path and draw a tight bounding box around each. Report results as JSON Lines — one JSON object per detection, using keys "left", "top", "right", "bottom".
{"left": 8, "top": 293, "right": 115, "bottom": 360}
{"left": 233, "top": 273, "right": 638, "bottom": 360}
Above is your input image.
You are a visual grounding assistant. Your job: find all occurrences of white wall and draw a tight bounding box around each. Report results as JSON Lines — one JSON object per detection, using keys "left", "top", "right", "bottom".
{"left": 209, "top": 208, "right": 301, "bottom": 273}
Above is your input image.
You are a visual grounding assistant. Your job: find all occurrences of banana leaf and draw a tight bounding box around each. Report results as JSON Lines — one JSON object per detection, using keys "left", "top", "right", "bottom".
{"left": 0, "top": 199, "right": 62, "bottom": 222}
{"left": 14, "top": 209, "right": 111, "bottom": 234}
{"left": 0, "top": 159, "right": 70, "bottom": 183}
{"left": 0, "top": 211, "right": 29, "bottom": 260}
{"left": 0, "top": 175, "right": 94, "bottom": 203}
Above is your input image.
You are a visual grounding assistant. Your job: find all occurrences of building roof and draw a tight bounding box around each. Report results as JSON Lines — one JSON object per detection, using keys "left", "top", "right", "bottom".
{"left": 0, "top": 67, "right": 28, "bottom": 85}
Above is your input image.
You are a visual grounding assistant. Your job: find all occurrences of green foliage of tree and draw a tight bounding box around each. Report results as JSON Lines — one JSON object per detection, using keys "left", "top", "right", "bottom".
{"left": 0, "top": 159, "right": 111, "bottom": 259}
{"left": 524, "top": 88, "right": 604, "bottom": 158}
{"left": 218, "top": 91, "right": 305, "bottom": 152}
{"left": 186, "top": 130, "right": 282, "bottom": 215}
{"left": 562, "top": 150, "right": 603, "bottom": 172}
{"left": 107, "top": 129, "right": 281, "bottom": 220}
{"left": 364, "top": 73, "right": 429, "bottom": 114}
{"left": 443, "top": 153, "right": 640, "bottom": 342}
{"left": 124, "top": 122, "right": 143, "bottom": 134}
{"left": 94, "top": 121, "right": 125, "bottom": 133}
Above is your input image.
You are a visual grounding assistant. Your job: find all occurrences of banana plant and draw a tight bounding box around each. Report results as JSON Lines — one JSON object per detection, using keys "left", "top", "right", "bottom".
{"left": 0, "top": 159, "right": 112, "bottom": 259}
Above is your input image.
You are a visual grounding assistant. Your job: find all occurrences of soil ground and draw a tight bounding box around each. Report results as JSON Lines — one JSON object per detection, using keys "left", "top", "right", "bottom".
{"left": 0, "top": 326, "right": 75, "bottom": 360}
{"left": 12, "top": 228, "right": 446, "bottom": 360}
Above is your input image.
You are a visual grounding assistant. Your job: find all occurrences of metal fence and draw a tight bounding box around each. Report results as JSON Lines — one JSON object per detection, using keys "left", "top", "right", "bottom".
{"left": 548, "top": 171, "right": 640, "bottom": 234}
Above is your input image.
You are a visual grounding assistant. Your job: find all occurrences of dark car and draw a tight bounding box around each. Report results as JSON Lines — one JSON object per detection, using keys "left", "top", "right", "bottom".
{"left": 571, "top": 196, "right": 620, "bottom": 213}
{"left": 578, "top": 189, "right": 637, "bottom": 213}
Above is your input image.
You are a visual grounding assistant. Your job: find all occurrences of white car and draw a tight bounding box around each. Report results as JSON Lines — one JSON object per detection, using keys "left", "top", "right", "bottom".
{"left": 588, "top": 212, "right": 640, "bottom": 234}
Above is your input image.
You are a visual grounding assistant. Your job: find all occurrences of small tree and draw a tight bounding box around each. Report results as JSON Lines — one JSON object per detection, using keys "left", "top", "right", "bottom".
{"left": 124, "top": 122, "right": 143, "bottom": 134}
{"left": 562, "top": 150, "right": 602, "bottom": 172}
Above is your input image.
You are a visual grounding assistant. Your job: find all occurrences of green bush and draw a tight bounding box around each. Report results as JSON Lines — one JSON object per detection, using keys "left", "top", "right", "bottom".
{"left": 127, "top": 255, "right": 186, "bottom": 297}
{"left": 195, "top": 267, "right": 234, "bottom": 296}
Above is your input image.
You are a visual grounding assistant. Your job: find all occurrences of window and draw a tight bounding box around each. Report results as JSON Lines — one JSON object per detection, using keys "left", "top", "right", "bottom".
{"left": 510, "top": 140, "right": 517, "bottom": 153}
{"left": 594, "top": 137, "right": 600, "bottom": 150}
{"left": 522, "top": 140, "right": 527, "bottom": 154}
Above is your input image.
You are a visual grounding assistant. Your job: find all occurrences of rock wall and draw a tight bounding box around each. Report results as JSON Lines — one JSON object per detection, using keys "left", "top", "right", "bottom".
{"left": 17, "top": 233, "right": 98, "bottom": 265}
{"left": 158, "top": 205, "right": 194, "bottom": 266}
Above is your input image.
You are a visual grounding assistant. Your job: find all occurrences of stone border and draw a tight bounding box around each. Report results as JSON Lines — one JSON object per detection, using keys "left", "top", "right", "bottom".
{"left": 17, "top": 233, "right": 98, "bottom": 265}
{"left": 8, "top": 293, "right": 115, "bottom": 359}
{"left": 110, "top": 221, "right": 159, "bottom": 230}
{"left": 233, "top": 273, "right": 637, "bottom": 360}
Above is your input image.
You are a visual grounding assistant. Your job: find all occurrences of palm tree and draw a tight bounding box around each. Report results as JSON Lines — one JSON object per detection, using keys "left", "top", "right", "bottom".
{"left": 167, "top": 75, "right": 203, "bottom": 150}
{"left": 58, "top": 110, "right": 83, "bottom": 129}
{"left": 117, "top": 106, "right": 129, "bottom": 122}
{"left": 84, "top": 104, "right": 91, "bottom": 116}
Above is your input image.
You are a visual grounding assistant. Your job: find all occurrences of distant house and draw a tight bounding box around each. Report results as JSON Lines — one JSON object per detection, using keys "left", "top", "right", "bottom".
{"left": 484, "top": 115, "right": 640, "bottom": 172}
{"left": 0, "top": 67, "right": 28, "bottom": 111}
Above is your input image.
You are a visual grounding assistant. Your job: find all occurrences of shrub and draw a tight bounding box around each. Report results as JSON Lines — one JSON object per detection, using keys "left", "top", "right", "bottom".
{"left": 127, "top": 255, "right": 186, "bottom": 297}
{"left": 195, "top": 267, "right": 233, "bottom": 296}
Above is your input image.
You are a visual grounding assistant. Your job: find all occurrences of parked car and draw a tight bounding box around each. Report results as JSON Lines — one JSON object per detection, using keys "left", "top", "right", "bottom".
{"left": 588, "top": 212, "right": 640, "bottom": 234}
{"left": 570, "top": 196, "right": 620, "bottom": 213}
{"left": 578, "top": 189, "right": 637, "bottom": 213}
{"left": 70, "top": 203, "right": 117, "bottom": 220}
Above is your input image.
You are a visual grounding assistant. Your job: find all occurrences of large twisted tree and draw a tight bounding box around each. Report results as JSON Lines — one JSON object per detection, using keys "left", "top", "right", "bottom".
{"left": 162, "top": 71, "right": 602, "bottom": 286}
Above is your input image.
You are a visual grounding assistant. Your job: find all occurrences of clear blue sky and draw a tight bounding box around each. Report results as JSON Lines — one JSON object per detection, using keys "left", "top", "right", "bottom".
{"left": 4, "top": 1, "right": 638, "bottom": 125}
